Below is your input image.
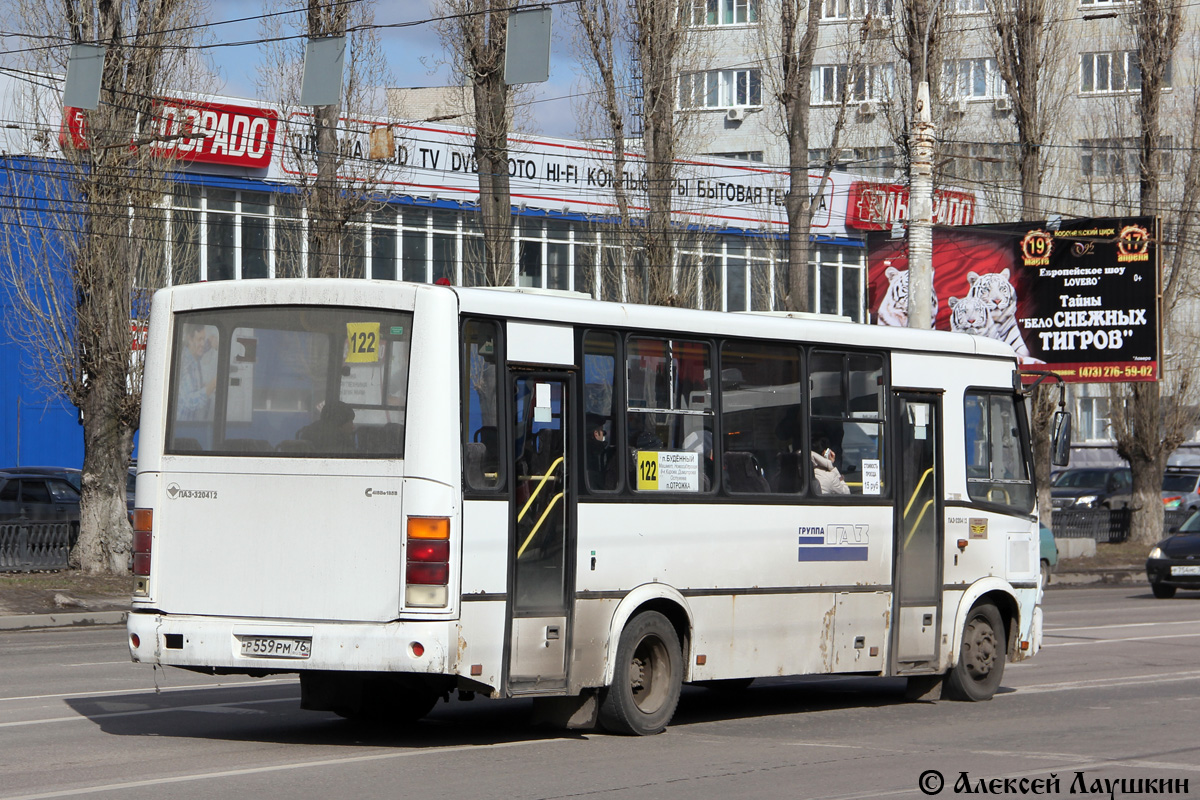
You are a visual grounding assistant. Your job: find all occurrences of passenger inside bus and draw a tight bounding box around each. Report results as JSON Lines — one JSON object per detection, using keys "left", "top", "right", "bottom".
{"left": 811, "top": 436, "right": 850, "bottom": 495}
{"left": 297, "top": 400, "right": 357, "bottom": 452}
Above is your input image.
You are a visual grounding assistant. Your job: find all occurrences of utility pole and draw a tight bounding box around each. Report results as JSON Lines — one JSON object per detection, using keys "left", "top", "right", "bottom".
{"left": 907, "top": 81, "right": 935, "bottom": 329}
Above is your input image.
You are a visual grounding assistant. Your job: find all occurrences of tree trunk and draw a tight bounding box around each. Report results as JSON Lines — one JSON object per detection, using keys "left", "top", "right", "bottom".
{"left": 474, "top": 65, "right": 513, "bottom": 286}
{"left": 74, "top": 362, "right": 135, "bottom": 575}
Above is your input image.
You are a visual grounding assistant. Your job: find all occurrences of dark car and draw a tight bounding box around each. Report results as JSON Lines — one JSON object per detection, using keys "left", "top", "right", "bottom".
{"left": 1050, "top": 467, "right": 1132, "bottom": 511}
{"left": 0, "top": 472, "right": 81, "bottom": 523}
{"left": 0, "top": 466, "right": 82, "bottom": 492}
{"left": 1145, "top": 511, "right": 1200, "bottom": 598}
{"left": 1161, "top": 468, "right": 1200, "bottom": 513}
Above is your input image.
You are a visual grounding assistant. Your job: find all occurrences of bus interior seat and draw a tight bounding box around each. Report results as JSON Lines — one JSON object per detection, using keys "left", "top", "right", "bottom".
{"left": 774, "top": 451, "right": 805, "bottom": 493}
{"left": 220, "top": 438, "right": 272, "bottom": 452}
{"left": 172, "top": 437, "right": 203, "bottom": 452}
{"left": 357, "top": 423, "right": 403, "bottom": 453}
{"left": 464, "top": 442, "right": 489, "bottom": 490}
{"left": 724, "top": 451, "right": 770, "bottom": 494}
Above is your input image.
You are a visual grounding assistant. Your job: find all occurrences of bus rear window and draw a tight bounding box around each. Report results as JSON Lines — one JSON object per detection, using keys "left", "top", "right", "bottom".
{"left": 166, "top": 306, "right": 413, "bottom": 457}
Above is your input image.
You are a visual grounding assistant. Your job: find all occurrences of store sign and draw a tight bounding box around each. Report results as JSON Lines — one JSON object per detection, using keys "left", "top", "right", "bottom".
{"left": 61, "top": 99, "right": 279, "bottom": 169}
{"left": 846, "top": 181, "right": 976, "bottom": 230}
{"left": 866, "top": 217, "right": 1160, "bottom": 383}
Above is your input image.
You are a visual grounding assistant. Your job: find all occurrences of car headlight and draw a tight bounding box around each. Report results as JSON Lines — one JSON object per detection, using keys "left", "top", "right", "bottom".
{"left": 1148, "top": 547, "right": 1164, "bottom": 560}
{"left": 1075, "top": 494, "right": 1099, "bottom": 508}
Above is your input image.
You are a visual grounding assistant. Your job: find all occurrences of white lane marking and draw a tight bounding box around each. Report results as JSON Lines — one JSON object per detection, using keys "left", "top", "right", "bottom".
{"left": 0, "top": 739, "right": 569, "bottom": 800}
{"left": 1045, "top": 632, "right": 1200, "bottom": 647}
{"left": 0, "top": 696, "right": 298, "bottom": 729}
{"left": 0, "top": 677, "right": 294, "bottom": 704}
{"left": 1046, "top": 619, "right": 1200, "bottom": 634}
{"left": 61, "top": 661, "right": 139, "bottom": 667}
{"left": 1014, "top": 669, "right": 1200, "bottom": 694}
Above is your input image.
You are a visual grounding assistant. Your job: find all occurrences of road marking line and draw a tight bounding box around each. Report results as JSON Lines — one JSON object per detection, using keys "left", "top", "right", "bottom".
{"left": 0, "top": 696, "right": 297, "bottom": 729}
{"left": 1015, "top": 669, "right": 1200, "bottom": 694}
{"left": 1046, "top": 619, "right": 1200, "bottom": 633}
{"left": 1045, "top": 631, "right": 1200, "bottom": 647}
{"left": 0, "top": 677, "right": 294, "bottom": 704}
{"left": 0, "top": 739, "right": 568, "bottom": 800}
{"left": 61, "top": 661, "right": 140, "bottom": 667}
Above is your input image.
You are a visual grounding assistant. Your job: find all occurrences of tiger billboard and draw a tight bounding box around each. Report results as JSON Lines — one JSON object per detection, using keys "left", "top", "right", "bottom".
{"left": 866, "top": 217, "right": 1160, "bottom": 383}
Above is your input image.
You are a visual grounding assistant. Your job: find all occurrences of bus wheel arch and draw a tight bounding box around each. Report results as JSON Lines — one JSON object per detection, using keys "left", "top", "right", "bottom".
{"left": 603, "top": 586, "right": 693, "bottom": 687}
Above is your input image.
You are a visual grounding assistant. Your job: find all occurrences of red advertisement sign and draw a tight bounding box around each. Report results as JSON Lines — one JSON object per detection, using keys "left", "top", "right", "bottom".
{"left": 866, "top": 218, "right": 1161, "bottom": 383}
{"left": 61, "top": 99, "right": 279, "bottom": 169}
{"left": 846, "top": 181, "right": 976, "bottom": 231}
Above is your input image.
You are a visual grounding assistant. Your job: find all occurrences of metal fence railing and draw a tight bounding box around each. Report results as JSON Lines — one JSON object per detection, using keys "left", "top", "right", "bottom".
{"left": 1163, "top": 509, "right": 1192, "bottom": 533}
{"left": 1052, "top": 508, "right": 1132, "bottom": 543}
{"left": 0, "top": 521, "right": 78, "bottom": 572}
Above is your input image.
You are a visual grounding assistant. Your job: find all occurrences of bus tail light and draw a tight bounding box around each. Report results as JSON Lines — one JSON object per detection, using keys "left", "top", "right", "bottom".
{"left": 132, "top": 509, "right": 153, "bottom": 595}
{"left": 406, "top": 516, "right": 450, "bottom": 607}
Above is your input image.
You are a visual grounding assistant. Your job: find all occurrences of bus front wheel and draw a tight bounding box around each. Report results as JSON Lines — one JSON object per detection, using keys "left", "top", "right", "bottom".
{"left": 599, "top": 611, "right": 683, "bottom": 735}
{"left": 944, "top": 603, "right": 1005, "bottom": 702}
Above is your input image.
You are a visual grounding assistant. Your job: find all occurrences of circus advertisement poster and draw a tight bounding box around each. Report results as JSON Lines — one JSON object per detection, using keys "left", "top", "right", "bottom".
{"left": 866, "top": 217, "right": 1160, "bottom": 383}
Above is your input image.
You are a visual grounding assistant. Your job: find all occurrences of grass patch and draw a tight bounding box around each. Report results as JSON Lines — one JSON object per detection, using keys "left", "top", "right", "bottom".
{"left": 1059, "top": 540, "right": 1150, "bottom": 569}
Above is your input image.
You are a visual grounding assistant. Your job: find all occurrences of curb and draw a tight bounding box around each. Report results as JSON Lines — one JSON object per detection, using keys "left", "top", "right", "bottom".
{"left": 0, "top": 609, "right": 127, "bottom": 631}
{"left": 1049, "top": 566, "right": 1143, "bottom": 587}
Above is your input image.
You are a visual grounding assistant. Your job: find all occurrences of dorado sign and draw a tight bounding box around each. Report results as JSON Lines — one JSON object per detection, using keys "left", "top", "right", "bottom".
{"left": 61, "top": 99, "right": 279, "bottom": 169}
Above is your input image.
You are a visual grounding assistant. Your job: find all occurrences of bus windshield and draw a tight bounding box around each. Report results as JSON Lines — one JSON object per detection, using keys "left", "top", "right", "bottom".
{"left": 165, "top": 306, "right": 413, "bottom": 457}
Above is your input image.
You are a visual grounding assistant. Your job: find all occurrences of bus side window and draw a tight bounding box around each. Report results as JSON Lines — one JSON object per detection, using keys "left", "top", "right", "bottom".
{"left": 809, "top": 350, "right": 887, "bottom": 497}
{"left": 583, "top": 331, "right": 619, "bottom": 492}
{"left": 463, "top": 319, "right": 504, "bottom": 492}
{"left": 719, "top": 339, "right": 803, "bottom": 494}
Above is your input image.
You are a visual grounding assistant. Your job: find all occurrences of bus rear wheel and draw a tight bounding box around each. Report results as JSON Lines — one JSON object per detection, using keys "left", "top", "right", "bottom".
{"left": 599, "top": 611, "right": 683, "bottom": 735}
{"left": 944, "top": 603, "right": 1005, "bottom": 701}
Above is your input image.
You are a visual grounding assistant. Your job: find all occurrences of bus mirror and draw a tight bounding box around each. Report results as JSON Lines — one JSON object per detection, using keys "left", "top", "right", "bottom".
{"left": 1051, "top": 410, "right": 1072, "bottom": 467}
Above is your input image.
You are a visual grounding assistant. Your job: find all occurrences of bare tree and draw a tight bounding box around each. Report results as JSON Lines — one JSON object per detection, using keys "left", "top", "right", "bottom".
{"left": 984, "top": 0, "right": 1073, "bottom": 529}
{"left": 258, "top": 0, "right": 392, "bottom": 279}
{"left": 0, "top": 0, "right": 205, "bottom": 572}
{"left": 438, "top": 0, "right": 522, "bottom": 287}
{"left": 1108, "top": 0, "right": 1196, "bottom": 546}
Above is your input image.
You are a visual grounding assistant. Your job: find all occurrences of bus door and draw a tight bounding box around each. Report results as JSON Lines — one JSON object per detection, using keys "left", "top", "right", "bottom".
{"left": 507, "top": 372, "right": 574, "bottom": 692}
{"left": 891, "top": 392, "right": 944, "bottom": 671}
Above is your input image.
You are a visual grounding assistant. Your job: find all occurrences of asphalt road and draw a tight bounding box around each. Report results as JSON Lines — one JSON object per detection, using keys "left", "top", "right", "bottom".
{"left": 2, "top": 586, "right": 1199, "bottom": 800}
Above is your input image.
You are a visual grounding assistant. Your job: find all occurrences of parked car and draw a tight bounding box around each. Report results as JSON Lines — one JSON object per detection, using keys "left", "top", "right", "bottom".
{"left": 0, "top": 472, "right": 81, "bottom": 523}
{"left": 1039, "top": 524, "right": 1058, "bottom": 586}
{"left": 1161, "top": 467, "right": 1200, "bottom": 512}
{"left": 1145, "top": 511, "right": 1200, "bottom": 598}
{"left": 0, "top": 466, "right": 81, "bottom": 492}
{"left": 1050, "top": 467, "right": 1132, "bottom": 511}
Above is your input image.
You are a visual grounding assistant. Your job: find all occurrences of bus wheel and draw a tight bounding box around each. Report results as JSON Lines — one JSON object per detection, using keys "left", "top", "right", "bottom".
{"left": 599, "top": 611, "right": 683, "bottom": 735}
{"left": 944, "top": 603, "right": 1005, "bottom": 702}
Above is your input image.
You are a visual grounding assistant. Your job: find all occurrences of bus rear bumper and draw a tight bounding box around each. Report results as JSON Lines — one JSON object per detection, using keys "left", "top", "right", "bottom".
{"left": 127, "top": 611, "right": 452, "bottom": 675}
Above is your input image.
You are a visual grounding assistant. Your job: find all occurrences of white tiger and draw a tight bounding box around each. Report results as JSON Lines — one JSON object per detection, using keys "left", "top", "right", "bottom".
{"left": 948, "top": 295, "right": 991, "bottom": 336}
{"left": 875, "top": 266, "right": 938, "bottom": 327}
{"left": 966, "top": 268, "right": 1034, "bottom": 358}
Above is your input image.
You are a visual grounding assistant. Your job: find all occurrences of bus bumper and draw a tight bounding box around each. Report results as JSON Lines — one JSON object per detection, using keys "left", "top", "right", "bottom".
{"left": 127, "top": 611, "right": 452, "bottom": 675}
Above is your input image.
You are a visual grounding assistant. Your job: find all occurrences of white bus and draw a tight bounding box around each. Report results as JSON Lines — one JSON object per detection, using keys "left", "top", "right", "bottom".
{"left": 128, "top": 278, "right": 1053, "bottom": 735}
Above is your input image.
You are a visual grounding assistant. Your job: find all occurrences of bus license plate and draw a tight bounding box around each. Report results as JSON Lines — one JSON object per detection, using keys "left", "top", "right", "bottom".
{"left": 1170, "top": 565, "right": 1200, "bottom": 576}
{"left": 238, "top": 636, "right": 312, "bottom": 659}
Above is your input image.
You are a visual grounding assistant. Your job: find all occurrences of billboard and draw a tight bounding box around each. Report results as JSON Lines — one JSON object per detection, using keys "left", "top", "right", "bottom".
{"left": 867, "top": 217, "right": 1160, "bottom": 382}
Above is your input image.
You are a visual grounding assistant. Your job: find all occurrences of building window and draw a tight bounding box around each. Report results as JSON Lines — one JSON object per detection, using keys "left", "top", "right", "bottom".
{"left": 811, "top": 246, "right": 866, "bottom": 322}
{"left": 1079, "top": 51, "right": 1170, "bottom": 94}
{"left": 943, "top": 58, "right": 1004, "bottom": 99}
{"left": 679, "top": 69, "right": 762, "bottom": 109}
{"left": 809, "top": 147, "right": 897, "bottom": 179}
{"left": 951, "top": 0, "right": 986, "bottom": 11}
{"left": 821, "top": 0, "right": 892, "bottom": 20}
{"left": 942, "top": 142, "right": 1015, "bottom": 183}
{"left": 1079, "top": 0, "right": 1129, "bottom": 6}
{"left": 689, "top": 0, "right": 758, "bottom": 26}
{"left": 1080, "top": 137, "right": 1173, "bottom": 179}
{"left": 811, "top": 64, "right": 894, "bottom": 105}
{"left": 708, "top": 151, "right": 765, "bottom": 162}
{"left": 1077, "top": 395, "right": 1111, "bottom": 442}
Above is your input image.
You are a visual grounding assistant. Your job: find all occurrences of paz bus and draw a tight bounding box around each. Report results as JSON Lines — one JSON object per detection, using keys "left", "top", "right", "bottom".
{"left": 127, "top": 278, "right": 1055, "bottom": 735}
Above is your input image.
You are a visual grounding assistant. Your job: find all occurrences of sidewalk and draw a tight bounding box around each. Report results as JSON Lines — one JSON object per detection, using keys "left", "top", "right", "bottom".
{"left": 0, "top": 573, "right": 130, "bottom": 631}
